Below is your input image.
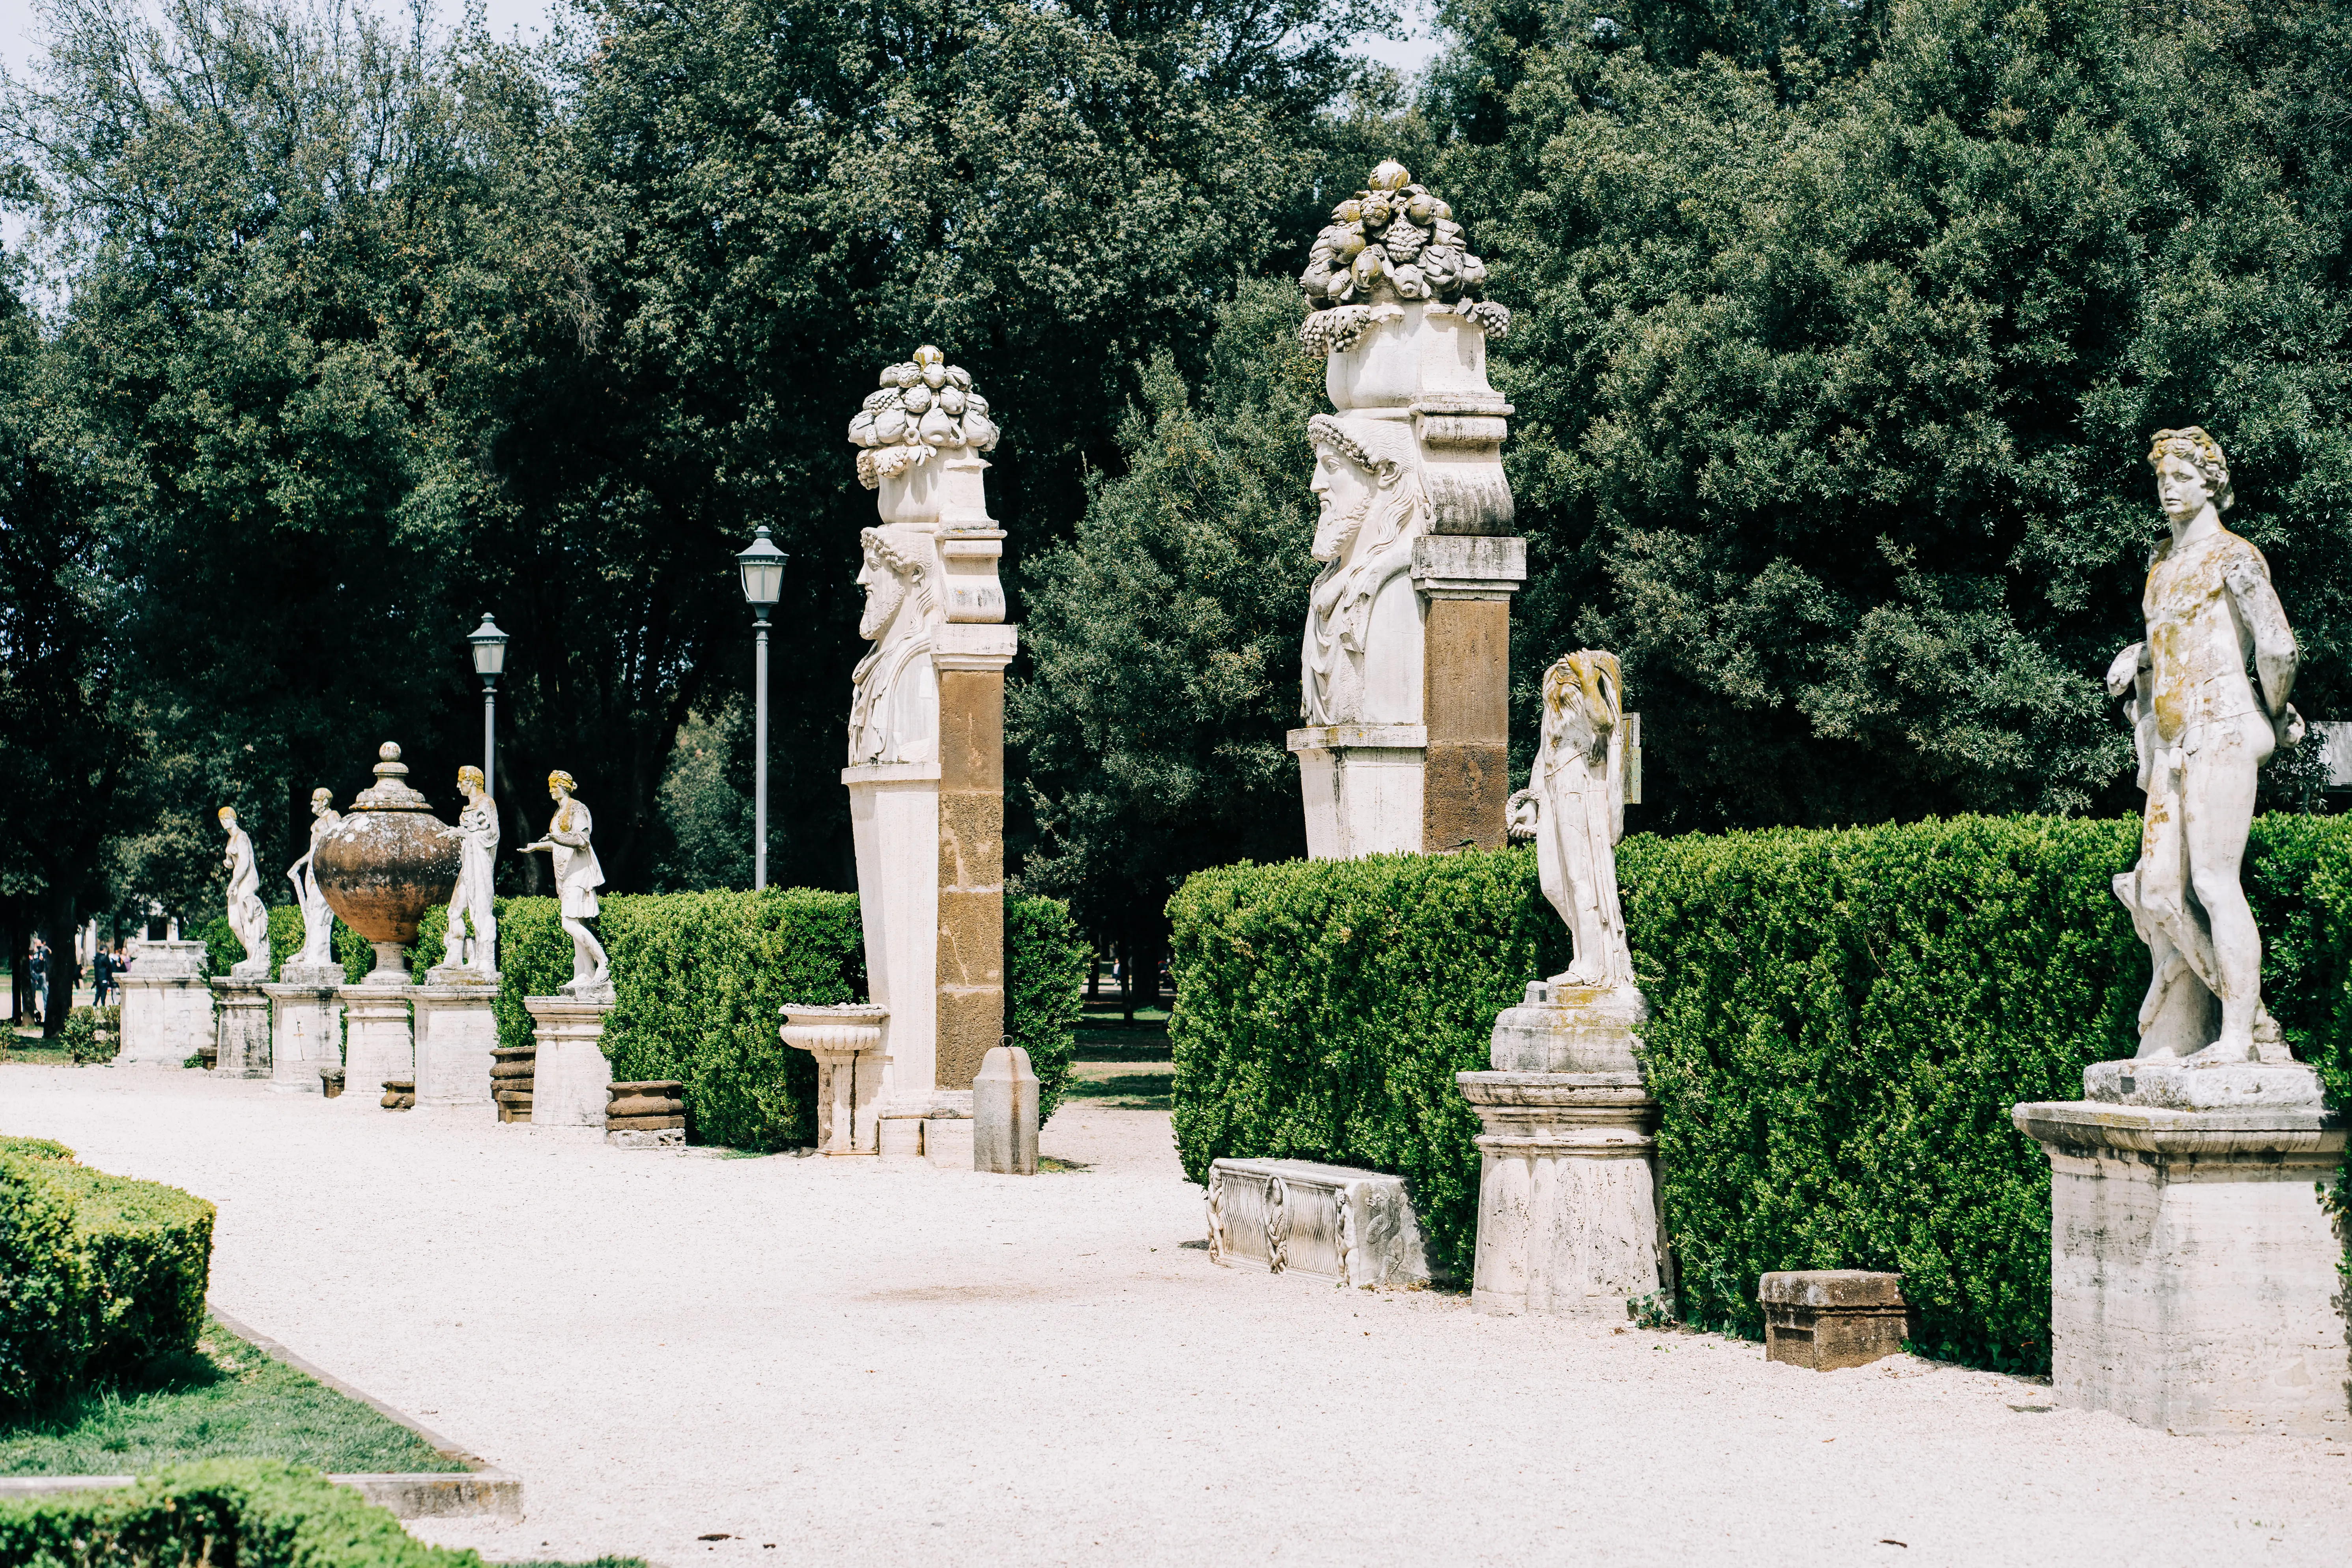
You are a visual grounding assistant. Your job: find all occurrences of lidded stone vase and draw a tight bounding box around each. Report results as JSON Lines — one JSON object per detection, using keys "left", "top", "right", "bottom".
{"left": 315, "top": 742, "right": 461, "bottom": 985}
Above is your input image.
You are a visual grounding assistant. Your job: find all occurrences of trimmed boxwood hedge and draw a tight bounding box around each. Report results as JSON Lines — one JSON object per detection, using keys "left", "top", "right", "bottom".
{"left": 419, "top": 888, "right": 1086, "bottom": 1151}
{"left": 0, "top": 1142, "right": 216, "bottom": 1409}
{"left": 1167, "top": 814, "right": 2352, "bottom": 1373}
{"left": 0, "top": 1458, "right": 485, "bottom": 1568}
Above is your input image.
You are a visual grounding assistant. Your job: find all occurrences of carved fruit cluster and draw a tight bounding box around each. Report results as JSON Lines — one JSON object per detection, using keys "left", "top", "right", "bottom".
{"left": 847, "top": 344, "right": 999, "bottom": 490}
{"left": 1299, "top": 160, "right": 1488, "bottom": 311}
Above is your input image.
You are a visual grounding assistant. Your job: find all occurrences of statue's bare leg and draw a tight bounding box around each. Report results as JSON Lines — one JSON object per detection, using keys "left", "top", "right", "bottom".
{"left": 2182, "top": 719, "right": 2267, "bottom": 1060}
{"left": 563, "top": 915, "right": 609, "bottom": 986}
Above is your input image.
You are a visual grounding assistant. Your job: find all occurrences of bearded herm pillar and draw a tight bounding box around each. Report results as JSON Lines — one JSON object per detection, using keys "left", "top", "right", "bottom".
{"left": 787, "top": 346, "right": 1015, "bottom": 1162}
{"left": 1291, "top": 160, "right": 1525, "bottom": 858}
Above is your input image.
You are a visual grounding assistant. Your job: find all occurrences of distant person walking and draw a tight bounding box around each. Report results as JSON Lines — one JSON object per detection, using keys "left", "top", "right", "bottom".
{"left": 91, "top": 944, "right": 119, "bottom": 1006}
{"left": 26, "top": 938, "right": 47, "bottom": 1026}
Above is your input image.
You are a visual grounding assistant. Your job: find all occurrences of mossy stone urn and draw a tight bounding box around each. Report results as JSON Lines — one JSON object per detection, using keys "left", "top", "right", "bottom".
{"left": 316, "top": 742, "right": 461, "bottom": 986}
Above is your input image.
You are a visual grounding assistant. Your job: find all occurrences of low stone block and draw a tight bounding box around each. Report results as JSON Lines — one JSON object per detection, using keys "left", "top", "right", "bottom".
{"left": 1759, "top": 1271, "right": 1914, "bottom": 1370}
{"left": 380, "top": 1080, "right": 416, "bottom": 1112}
{"left": 1206, "top": 1158, "right": 1435, "bottom": 1289}
{"left": 606, "top": 1126, "right": 684, "bottom": 1149}
{"left": 209, "top": 978, "right": 272, "bottom": 1078}
{"left": 924, "top": 1117, "right": 974, "bottom": 1170}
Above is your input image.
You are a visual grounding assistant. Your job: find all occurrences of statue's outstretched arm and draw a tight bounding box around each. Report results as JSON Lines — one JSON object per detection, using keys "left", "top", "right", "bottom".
{"left": 2225, "top": 560, "right": 2297, "bottom": 717}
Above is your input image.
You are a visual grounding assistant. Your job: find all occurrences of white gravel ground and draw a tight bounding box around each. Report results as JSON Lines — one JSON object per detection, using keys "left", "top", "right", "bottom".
{"left": 4, "top": 1061, "right": 2350, "bottom": 1566}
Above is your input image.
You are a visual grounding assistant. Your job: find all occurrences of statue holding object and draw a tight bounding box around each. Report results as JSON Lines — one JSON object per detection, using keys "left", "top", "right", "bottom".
{"left": 285, "top": 788, "right": 341, "bottom": 970}
{"left": 1506, "top": 650, "right": 1635, "bottom": 991}
{"left": 2107, "top": 426, "right": 2302, "bottom": 1065}
{"left": 444, "top": 765, "right": 499, "bottom": 977}
{"left": 521, "top": 770, "right": 608, "bottom": 996}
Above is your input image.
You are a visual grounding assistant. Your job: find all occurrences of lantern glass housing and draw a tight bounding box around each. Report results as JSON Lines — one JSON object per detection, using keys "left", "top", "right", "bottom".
{"left": 737, "top": 526, "right": 787, "bottom": 609}
{"left": 468, "top": 614, "right": 508, "bottom": 680}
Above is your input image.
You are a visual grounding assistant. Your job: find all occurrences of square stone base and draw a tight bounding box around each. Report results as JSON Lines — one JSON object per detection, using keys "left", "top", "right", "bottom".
{"left": 2014, "top": 1098, "right": 2348, "bottom": 1434}
{"left": 1760, "top": 1272, "right": 1914, "bottom": 1370}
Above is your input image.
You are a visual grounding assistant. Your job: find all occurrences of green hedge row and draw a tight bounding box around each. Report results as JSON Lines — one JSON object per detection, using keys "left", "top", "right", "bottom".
{"left": 0, "top": 1140, "right": 216, "bottom": 1409}
{"left": 0, "top": 1458, "right": 485, "bottom": 1568}
{"left": 430, "top": 889, "right": 1085, "bottom": 1151}
{"left": 1166, "top": 815, "right": 2352, "bottom": 1373}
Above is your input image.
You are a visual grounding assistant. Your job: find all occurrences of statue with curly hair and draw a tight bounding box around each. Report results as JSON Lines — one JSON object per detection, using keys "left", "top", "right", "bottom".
{"left": 1302, "top": 414, "right": 1431, "bottom": 727}
{"left": 442, "top": 765, "right": 499, "bottom": 977}
{"left": 2107, "top": 426, "right": 2302, "bottom": 1063}
{"left": 848, "top": 525, "right": 942, "bottom": 766}
{"left": 522, "top": 770, "right": 607, "bottom": 994}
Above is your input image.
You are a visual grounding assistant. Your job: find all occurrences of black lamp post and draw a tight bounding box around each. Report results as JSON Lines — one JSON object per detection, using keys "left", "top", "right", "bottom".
{"left": 736, "top": 527, "right": 788, "bottom": 888}
{"left": 468, "top": 614, "right": 509, "bottom": 800}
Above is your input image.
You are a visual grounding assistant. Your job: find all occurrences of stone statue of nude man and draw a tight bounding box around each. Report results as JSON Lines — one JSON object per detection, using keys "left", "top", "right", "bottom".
{"left": 2107, "top": 426, "right": 2302, "bottom": 1063}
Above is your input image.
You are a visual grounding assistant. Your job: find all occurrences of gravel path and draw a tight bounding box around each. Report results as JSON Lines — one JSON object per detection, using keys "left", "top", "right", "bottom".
{"left": 4, "top": 1062, "right": 2348, "bottom": 1566}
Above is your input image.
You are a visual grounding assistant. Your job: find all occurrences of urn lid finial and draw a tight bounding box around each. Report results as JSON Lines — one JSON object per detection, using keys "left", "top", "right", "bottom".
{"left": 351, "top": 740, "right": 432, "bottom": 811}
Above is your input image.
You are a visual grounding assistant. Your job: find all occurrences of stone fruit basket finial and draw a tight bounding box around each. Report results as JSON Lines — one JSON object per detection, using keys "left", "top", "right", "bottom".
{"left": 1298, "top": 161, "right": 1510, "bottom": 355}
{"left": 846, "top": 344, "right": 1000, "bottom": 490}
{"left": 314, "top": 740, "right": 462, "bottom": 987}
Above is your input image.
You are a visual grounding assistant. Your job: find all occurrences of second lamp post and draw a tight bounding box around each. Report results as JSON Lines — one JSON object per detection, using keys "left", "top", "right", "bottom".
{"left": 736, "top": 526, "right": 788, "bottom": 889}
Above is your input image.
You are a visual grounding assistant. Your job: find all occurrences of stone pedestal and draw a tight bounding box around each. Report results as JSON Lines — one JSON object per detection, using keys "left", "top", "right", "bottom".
{"left": 209, "top": 977, "right": 272, "bottom": 1078}
{"left": 2014, "top": 1060, "right": 2348, "bottom": 1435}
{"left": 1413, "top": 535, "right": 1526, "bottom": 853}
{"left": 117, "top": 940, "right": 213, "bottom": 1067}
{"left": 264, "top": 966, "right": 344, "bottom": 1094}
{"left": 1207, "top": 1158, "right": 1437, "bottom": 1288}
{"left": 972, "top": 1044, "right": 1039, "bottom": 1176}
{"left": 414, "top": 968, "right": 500, "bottom": 1111}
{"left": 341, "top": 983, "right": 415, "bottom": 1101}
{"left": 525, "top": 992, "right": 615, "bottom": 1130}
{"left": 1458, "top": 981, "right": 1664, "bottom": 1317}
{"left": 1290, "top": 723, "right": 1427, "bottom": 860}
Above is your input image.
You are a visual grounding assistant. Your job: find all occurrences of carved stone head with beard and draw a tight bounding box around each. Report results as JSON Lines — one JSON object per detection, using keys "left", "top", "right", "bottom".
{"left": 856, "top": 526, "right": 931, "bottom": 642}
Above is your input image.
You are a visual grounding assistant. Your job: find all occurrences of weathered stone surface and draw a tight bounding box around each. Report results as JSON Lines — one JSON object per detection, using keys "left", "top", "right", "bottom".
{"left": 520, "top": 774, "right": 609, "bottom": 995}
{"left": 218, "top": 809, "right": 271, "bottom": 978}
{"left": 1506, "top": 651, "right": 1635, "bottom": 989}
{"left": 1206, "top": 1157, "right": 1435, "bottom": 1289}
{"left": 1421, "top": 592, "right": 1514, "bottom": 854}
{"left": 606, "top": 1114, "right": 686, "bottom": 1131}
{"left": 414, "top": 981, "right": 499, "bottom": 1110}
{"left": 1458, "top": 1070, "right": 1663, "bottom": 1317}
{"left": 923, "top": 1116, "right": 974, "bottom": 1170}
{"left": 1289, "top": 725, "right": 1425, "bottom": 860}
{"left": 779, "top": 1003, "right": 887, "bottom": 1155}
{"left": 2083, "top": 1057, "right": 2324, "bottom": 1112}
{"left": 210, "top": 977, "right": 272, "bottom": 1078}
{"left": 315, "top": 744, "right": 461, "bottom": 976}
{"left": 1760, "top": 1271, "right": 1914, "bottom": 1371}
{"left": 264, "top": 976, "right": 342, "bottom": 1094}
{"left": 342, "top": 987, "right": 415, "bottom": 1095}
{"left": 1488, "top": 981, "right": 1646, "bottom": 1073}
{"left": 118, "top": 941, "right": 212, "bottom": 1067}
{"left": 2013, "top": 1090, "right": 2348, "bottom": 1434}
{"left": 524, "top": 994, "right": 615, "bottom": 1130}
{"left": 973, "top": 1044, "right": 1038, "bottom": 1176}
{"left": 606, "top": 1127, "right": 684, "bottom": 1149}
{"left": 381, "top": 1080, "right": 416, "bottom": 1111}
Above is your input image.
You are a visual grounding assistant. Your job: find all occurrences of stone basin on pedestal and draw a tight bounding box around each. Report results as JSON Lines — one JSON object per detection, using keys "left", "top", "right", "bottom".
{"left": 780, "top": 1004, "right": 888, "bottom": 1155}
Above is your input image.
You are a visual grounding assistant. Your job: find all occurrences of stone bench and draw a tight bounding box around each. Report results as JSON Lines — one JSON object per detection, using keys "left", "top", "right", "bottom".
{"left": 1759, "top": 1270, "right": 1913, "bottom": 1370}
{"left": 1205, "top": 1158, "right": 1434, "bottom": 1289}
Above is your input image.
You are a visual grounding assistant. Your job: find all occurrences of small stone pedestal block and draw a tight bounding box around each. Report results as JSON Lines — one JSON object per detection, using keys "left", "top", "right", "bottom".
{"left": 380, "top": 1079, "right": 415, "bottom": 1111}
{"left": 117, "top": 940, "right": 213, "bottom": 1066}
{"left": 973, "top": 1044, "right": 1039, "bottom": 1175}
{"left": 209, "top": 977, "right": 272, "bottom": 1078}
{"left": 1761, "top": 1272, "right": 1914, "bottom": 1370}
{"left": 1205, "top": 1158, "right": 1435, "bottom": 1288}
{"left": 413, "top": 970, "right": 499, "bottom": 1110}
{"left": 491, "top": 1046, "right": 535, "bottom": 1123}
{"left": 341, "top": 985, "right": 414, "bottom": 1102}
{"left": 265, "top": 966, "right": 344, "bottom": 1094}
{"left": 2015, "top": 1062, "right": 2348, "bottom": 1436}
{"left": 1459, "top": 979, "right": 1664, "bottom": 1318}
{"left": 524, "top": 992, "right": 615, "bottom": 1130}
{"left": 606, "top": 1080, "right": 685, "bottom": 1148}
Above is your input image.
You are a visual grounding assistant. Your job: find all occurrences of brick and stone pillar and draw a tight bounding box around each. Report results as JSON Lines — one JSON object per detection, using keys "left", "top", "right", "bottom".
{"left": 1290, "top": 162, "right": 1525, "bottom": 859}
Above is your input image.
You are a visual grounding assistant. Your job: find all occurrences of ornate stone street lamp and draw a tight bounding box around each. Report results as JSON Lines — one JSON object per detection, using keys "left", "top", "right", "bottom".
{"left": 736, "top": 526, "right": 788, "bottom": 889}
{"left": 468, "top": 613, "right": 509, "bottom": 800}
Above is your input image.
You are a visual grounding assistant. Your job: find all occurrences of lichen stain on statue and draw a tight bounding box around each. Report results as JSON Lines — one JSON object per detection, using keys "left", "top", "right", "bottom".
{"left": 1302, "top": 414, "right": 1429, "bottom": 726}
{"left": 2107, "top": 426, "right": 2303, "bottom": 1070}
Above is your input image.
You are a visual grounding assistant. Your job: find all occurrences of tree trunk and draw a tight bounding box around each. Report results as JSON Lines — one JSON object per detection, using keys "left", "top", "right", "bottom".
{"left": 1087, "top": 950, "right": 1100, "bottom": 1001}
{"left": 43, "top": 888, "right": 77, "bottom": 1037}
{"left": 2, "top": 913, "right": 21, "bottom": 1026}
{"left": 1119, "top": 935, "right": 1135, "bottom": 1024}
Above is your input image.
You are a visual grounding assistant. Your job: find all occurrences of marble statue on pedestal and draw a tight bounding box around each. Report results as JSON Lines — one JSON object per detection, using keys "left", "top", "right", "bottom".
{"left": 1457, "top": 647, "right": 1660, "bottom": 1317}
{"left": 2106, "top": 426, "right": 2302, "bottom": 1064}
{"left": 444, "top": 765, "right": 499, "bottom": 976}
{"left": 2014, "top": 426, "right": 2341, "bottom": 1437}
{"left": 219, "top": 807, "right": 270, "bottom": 976}
{"left": 1288, "top": 160, "right": 1526, "bottom": 859}
{"left": 522, "top": 771, "right": 608, "bottom": 995}
{"left": 285, "top": 788, "right": 340, "bottom": 971}
{"left": 1506, "top": 651, "right": 1634, "bottom": 989}
{"left": 1303, "top": 414, "right": 1431, "bottom": 727}
{"left": 847, "top": 525, "right": 941, "bottom": 766}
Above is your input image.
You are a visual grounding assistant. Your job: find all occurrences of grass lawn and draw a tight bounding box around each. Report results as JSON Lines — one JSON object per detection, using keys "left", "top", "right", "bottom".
{"left": 0, "top": 1316, "right": 469, "bottom": 1476}
{"left": 1063, "top": 1066, "right": 1173, "bottom": 1111}
{"left": 0, "top": 1032, "right": 71, "bottom": 1065}
{"left": 1074, "top": 1000, "right": 1171, "bottom": 1062}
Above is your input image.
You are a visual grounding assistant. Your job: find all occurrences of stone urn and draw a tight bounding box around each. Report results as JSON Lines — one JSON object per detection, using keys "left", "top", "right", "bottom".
{"left": 315, "top": 743, "right": 461, "bottom": 987}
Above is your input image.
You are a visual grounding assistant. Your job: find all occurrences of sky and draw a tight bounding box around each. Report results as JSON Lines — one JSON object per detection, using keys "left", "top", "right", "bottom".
{"left": 0, "top": 0, "right": 1440, "bottom": 78}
